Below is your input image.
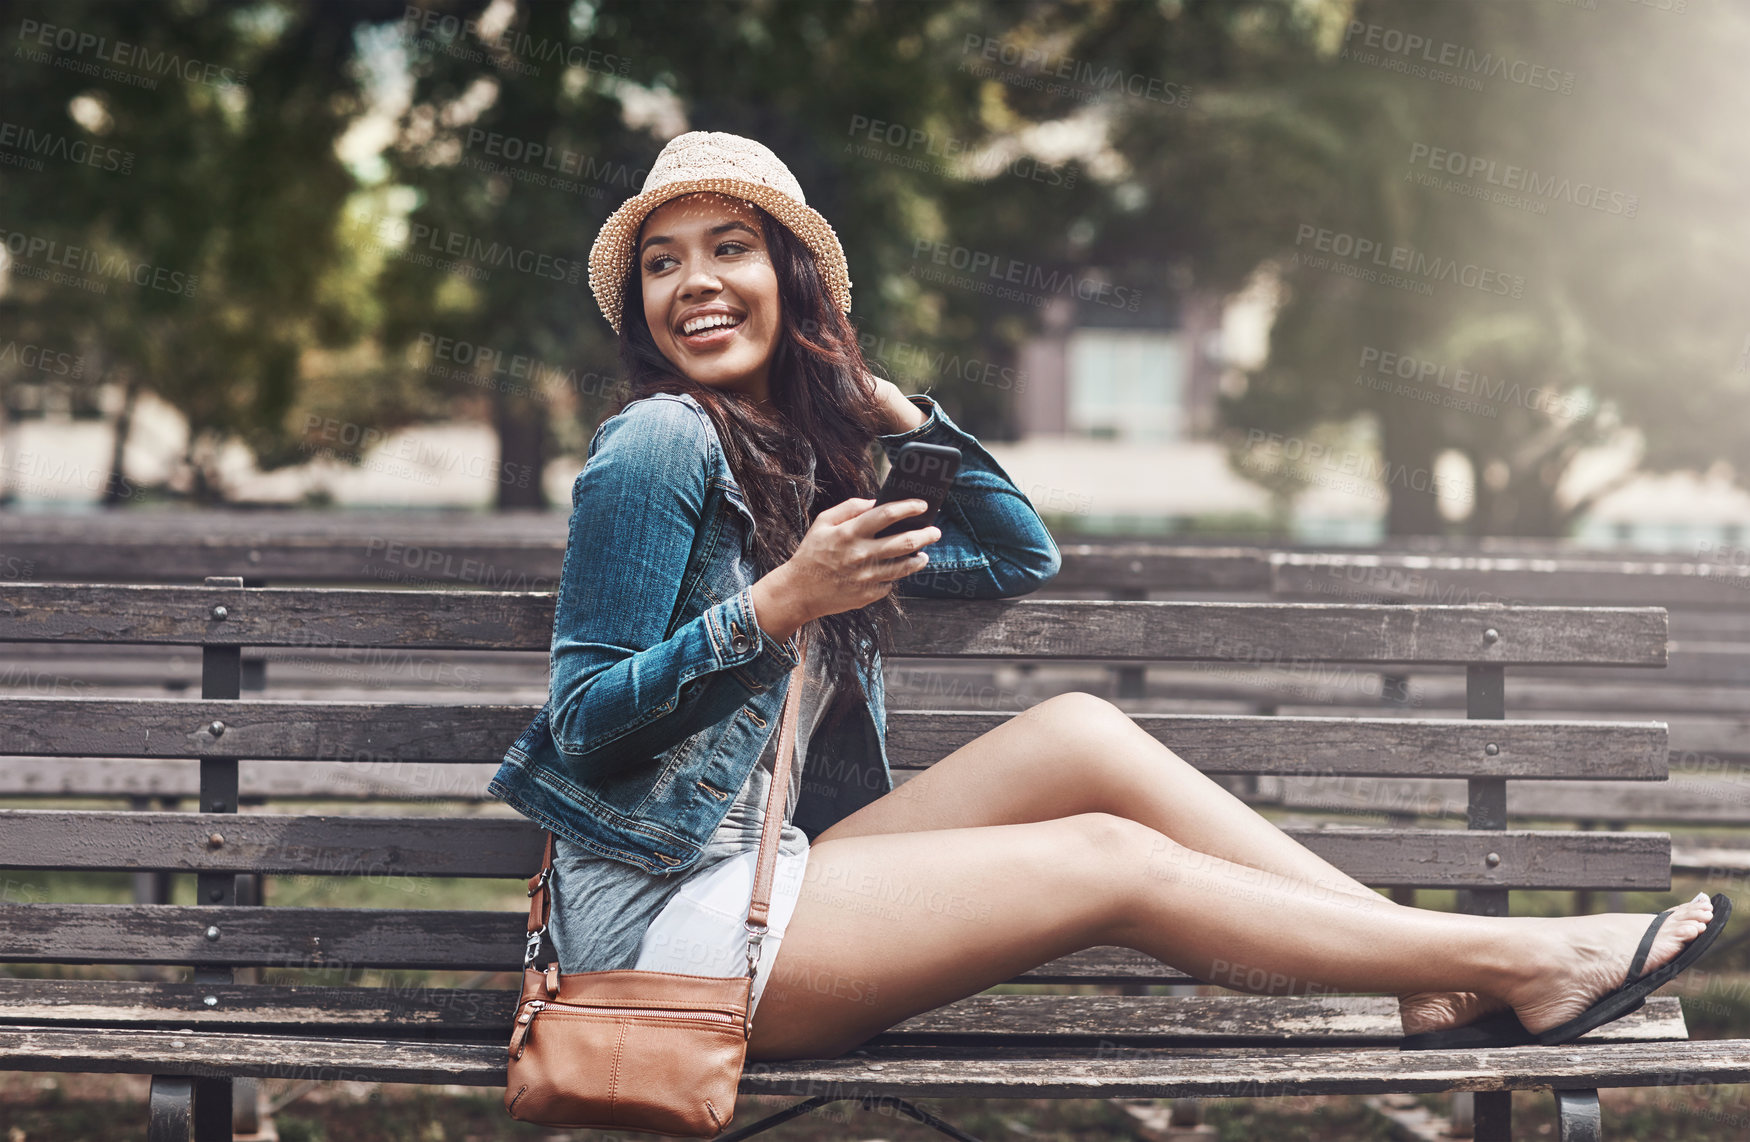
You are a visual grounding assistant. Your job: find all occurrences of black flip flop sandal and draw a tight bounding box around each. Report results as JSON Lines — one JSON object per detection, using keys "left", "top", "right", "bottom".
{"left": 1532, "top": 892, "right": 1733, "bottom": 1047}
{"left": 1399, "top": 1007, "right": 1534, "bottom": 1051}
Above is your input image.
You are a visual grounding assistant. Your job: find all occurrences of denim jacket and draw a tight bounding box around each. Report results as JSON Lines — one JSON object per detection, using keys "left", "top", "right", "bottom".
{"left": 487, "top": 389, "right": 1061, "bottom": 875}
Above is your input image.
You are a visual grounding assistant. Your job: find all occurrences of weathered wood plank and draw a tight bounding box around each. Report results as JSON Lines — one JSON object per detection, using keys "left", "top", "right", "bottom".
{"left": 0, "top": 509, "right": 571, "bottom": 543}
{"left": 883, "top": 712, "right": 1667, "bottom": 779}
{"left": 0, "top": 587, "right": 1670, "bottom": 665}
{"left": 0, "top": 810, "right": 534, "bottom": 876}
{"left": 22, "top": 522, "right": 1750, "bottom": 610}
{"left": 17, "top": 648, "right": 1734, "bottom": 718}
{"left": 0, "top": 1025, "right": 1744, "bottom": 1095}
{"left": 0, "top": 980, "right": 1682, "bottom": 1046}
{"left": 0, "top": 814, "right": 1671, "bottom": 889}
{"left": 1273, "top": 553, "right": 1750, "bottom": 609}
{"left": 0, "top": 906, "right": 1181, "bottom": 981}
{"left": 0, "top": 699, "right": 1668, "bottom": 780}
{"left": 0, "top": 758, "right": 503, "bottom": 800}
{"left": 1018, "top": 947, "right": 1191, "bottom": 983}
{"left": 3, "top": 540, "right": 1271, "bottom": 594}
{"left": 12, "top": 516, "right": 1750, "bottom": 609}
{"left": 1512, "top": 644, "right": 1750, "bottom": 687}
{"left": 0, "top": 977, "right": 519, "bottom": 1033}
{"left": 0, "top": 904, "right": 525, "bottom": 970}
{"left": 1050, "top": 546, "right": 1272, "bottom": 593}
{"left": 881, "top": 994, "right": 1685, "bottom": 1047}
{"left": 1261, "top": 776, "right": 1750, "bottom": 826}
{"left": 0, "top": 643, "right": 546, "bottom": 692}
{"left": 0, "top": 748, "right": 1654, "bottom": 807}
{"left": 3, "top": 530, "right": 1269, "bottom": 593}
{"left": 0, "top": 698, "right": 538, "bottom": 764}
{"left": 0, "top": 585, "right": 556, "bottom": 651}
{"left": 1042, "top": 665, "right": 1741, "bottom": 719}
{"left": 1672, "top": 844, "right": 1750, "bottom": 876}
{"left": 0, "top": 539, "right": 563, "bottom": 588}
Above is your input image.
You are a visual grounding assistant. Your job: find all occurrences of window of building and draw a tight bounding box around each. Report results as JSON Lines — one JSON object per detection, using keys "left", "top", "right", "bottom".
{"left": 1065, "top": 328, "right": 1185, "bottom": 441}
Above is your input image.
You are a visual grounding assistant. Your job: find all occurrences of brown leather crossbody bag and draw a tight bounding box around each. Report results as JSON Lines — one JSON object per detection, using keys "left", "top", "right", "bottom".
{"left": 503, "top": 633, "right": 809, "bottom": 1135}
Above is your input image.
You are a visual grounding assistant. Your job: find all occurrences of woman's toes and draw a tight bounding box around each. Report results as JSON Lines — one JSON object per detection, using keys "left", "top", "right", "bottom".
{"left": 1639, "top": 894, "right": 1717, "bottom": 978}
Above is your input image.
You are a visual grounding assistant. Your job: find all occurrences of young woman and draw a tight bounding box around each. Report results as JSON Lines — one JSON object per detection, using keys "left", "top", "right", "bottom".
{"left": 488, "top": 131, "right": 1724, "bottom": 1064}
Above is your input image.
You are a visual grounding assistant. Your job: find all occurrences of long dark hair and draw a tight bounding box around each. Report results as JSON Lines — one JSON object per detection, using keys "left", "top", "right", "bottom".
{"left": 612, "top": 198, "right": 902, "bottom": 735}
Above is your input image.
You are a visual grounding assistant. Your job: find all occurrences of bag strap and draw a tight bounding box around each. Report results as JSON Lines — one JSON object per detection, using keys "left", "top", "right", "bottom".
{"left": 745, "top": 630, "right": 808, "bottom": 957}
{"left": 523, "top": 629, "right": 810, "bottom": 980}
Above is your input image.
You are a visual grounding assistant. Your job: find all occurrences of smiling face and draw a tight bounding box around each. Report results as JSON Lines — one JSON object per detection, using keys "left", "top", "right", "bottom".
{"left": 637, "top": 192, "right": 783, "bottom": 405}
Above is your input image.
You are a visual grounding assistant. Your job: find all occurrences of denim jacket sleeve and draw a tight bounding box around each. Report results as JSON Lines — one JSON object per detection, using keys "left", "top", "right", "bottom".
{"left": 877, "top": 393, "right": 1062, "bottom": 598}
{"left": 546, "top": 397, "right": 801, "bottom": 778}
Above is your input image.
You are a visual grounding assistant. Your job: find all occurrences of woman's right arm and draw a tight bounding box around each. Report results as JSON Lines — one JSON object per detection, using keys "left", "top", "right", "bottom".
{"left": 546, "top": 397, "right": 801, "bottom": 778}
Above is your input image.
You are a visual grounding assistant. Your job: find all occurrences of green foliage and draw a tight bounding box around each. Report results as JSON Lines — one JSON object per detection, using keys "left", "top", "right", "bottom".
{"left": 1217, "top": 0, "right": 1750, "bottom": 535}
{"left": 5, "top": 0, "right": 1746, "bottom": 531}
{"left": 0, "top": 0, "right": 408, "bottom": 502}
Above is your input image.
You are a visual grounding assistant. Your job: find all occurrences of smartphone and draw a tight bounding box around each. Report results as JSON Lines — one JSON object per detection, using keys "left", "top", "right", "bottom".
{"left": 872, "top": 442, "right": 962, "bottom": 538}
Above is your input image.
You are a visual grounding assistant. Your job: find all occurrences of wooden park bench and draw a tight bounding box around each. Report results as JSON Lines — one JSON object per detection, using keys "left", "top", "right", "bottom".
{"left": 0, "top": 576, "right": 1736, "bottom": 1141}
{"left": 11, "top": 518, "right": 1750, "bottom": 882}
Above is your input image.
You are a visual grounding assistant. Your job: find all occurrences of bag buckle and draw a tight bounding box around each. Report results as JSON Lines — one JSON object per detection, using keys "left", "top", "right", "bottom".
{"left": 744, "top": 921, "right": 766, "bottom": 977}
{"left": 524, "top": 926, "right": 546, "bottom": 969}
{"left": 526, "top": 866, "right": 551, "bottom": 897}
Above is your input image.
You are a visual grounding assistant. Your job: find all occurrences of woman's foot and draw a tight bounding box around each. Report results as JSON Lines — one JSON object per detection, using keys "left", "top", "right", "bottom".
{"left": 1507, "top": 891, "right": 1717, "bottom": 1037}
{"left": 1398, "top": 989, "right": 1509, "bottom": 1037}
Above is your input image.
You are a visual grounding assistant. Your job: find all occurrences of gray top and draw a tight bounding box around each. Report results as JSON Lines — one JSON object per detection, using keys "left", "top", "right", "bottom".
{"left": 549, "top": 647, "right": 835, "bottom": 972}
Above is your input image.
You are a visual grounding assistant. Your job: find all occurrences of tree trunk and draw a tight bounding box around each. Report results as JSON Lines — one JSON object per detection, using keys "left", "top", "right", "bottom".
{"left": 493, "top": 390, "right": 548, "bottom": 510}
{"left": 1380, "top": 417, "right": 1445, "bottom": 537}
{"left": 102, "top": 369, "right": 141, "bottom": 508}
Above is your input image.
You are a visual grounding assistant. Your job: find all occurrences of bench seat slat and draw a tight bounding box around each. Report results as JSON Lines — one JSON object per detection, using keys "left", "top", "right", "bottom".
{"left": 0, "top": 814, "right": 1672, "bottom": 890}
{"left": 0, "top": 1025, "right": 1740, "bottom": 1095}
{"left": 0, "top": 587, "right": 1668, "bottom": 665}
{"left": 0, "top": 979, "right": 1683, "bottom": 1046}
{"left": 0, "top": 905, "right": 1177, "bottom": 979}
{"left": 0, "top": 699, "right": 1667, "bottom": 780}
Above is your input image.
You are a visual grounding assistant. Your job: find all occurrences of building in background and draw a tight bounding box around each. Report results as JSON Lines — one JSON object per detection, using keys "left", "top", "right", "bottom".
{"left": 996, "top": 288, "right": 1383, "bottom": 541}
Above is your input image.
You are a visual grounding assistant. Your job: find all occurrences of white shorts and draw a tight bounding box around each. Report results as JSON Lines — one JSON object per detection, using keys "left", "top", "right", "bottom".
{"left": 634, "top": 842, "right": 810, "bottom": 1019}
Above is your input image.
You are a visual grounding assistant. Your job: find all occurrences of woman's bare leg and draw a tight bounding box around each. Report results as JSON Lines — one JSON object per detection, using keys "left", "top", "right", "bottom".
{"left": 750, "top": 808, "right": 1715, "bottom": 1059}
{"left": 818, "top": 692, "right": 1383, "bottom": 906}
{"left": 815, "top": 693, "right": 1424, "bottom": 990}
{"left": 808, "top": 691, "right": 1611, "bottom": 1034}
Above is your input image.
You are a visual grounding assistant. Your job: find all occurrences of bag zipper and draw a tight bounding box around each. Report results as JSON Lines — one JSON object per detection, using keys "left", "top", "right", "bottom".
{"left": 510, "top": 997, "right": 742, "bottom": 1059}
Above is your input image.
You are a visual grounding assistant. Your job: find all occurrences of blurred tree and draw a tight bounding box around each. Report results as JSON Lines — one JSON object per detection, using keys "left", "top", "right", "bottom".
{"left": 369, "top": 0, "right": 1051, "bottom": 509}
{"left": 0, "top": 0, "right": 406, "bottom": 505}
{"left": 8, "top": 0, "right": 1747, "bottom": 532}
{"left": 1212, "top": 0, "right": 1750, "bottom": 536}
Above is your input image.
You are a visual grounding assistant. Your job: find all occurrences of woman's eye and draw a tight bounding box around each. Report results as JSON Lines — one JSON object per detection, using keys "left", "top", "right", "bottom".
{"left": 643, "top": 241, "right": 751, "bottom": 274}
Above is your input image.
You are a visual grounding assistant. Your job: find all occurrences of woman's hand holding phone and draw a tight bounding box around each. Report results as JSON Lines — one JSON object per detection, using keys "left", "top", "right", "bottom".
{"left": 749, "top": 497, "right": 940, "bottom": 642}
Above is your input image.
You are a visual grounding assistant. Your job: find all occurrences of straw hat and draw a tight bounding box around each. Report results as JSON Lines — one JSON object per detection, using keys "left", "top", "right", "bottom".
{"left": 587, "top": 131, "right": 853, "bottom": 334}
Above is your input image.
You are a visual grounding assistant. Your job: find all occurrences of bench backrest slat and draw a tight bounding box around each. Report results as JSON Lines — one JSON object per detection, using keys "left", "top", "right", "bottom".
{"left": 0, "top": 699, "right": 1667, "bottom": 779}
{"left": 0, "top": 586, "right": 1669, "bottom": 665}
{"left": 11, "top": 531, "right": 1750, "bottom": 609}
{"left": 0, "top": 811, "right": 1671, "bottom": 891}
{"left": 1272, "top": 553, "right": 1750, "bottom": 608}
